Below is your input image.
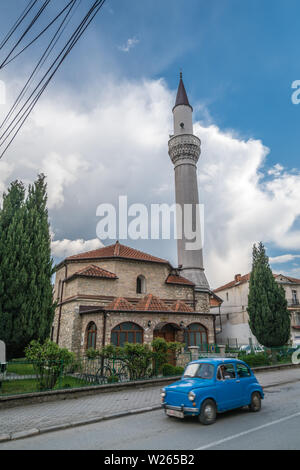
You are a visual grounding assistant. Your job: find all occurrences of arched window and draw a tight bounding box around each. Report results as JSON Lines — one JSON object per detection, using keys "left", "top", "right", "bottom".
{"left": 184, "top": 323, "right": 208, "bottom": 351}
{"left": 86, "top": 322, "right": 97, "bottom": 350}
{"left": 136, "top": 275, "right": 146, "bottom": 294}
{"left": 111, "top": 322, "right": 143, "bottom": 347}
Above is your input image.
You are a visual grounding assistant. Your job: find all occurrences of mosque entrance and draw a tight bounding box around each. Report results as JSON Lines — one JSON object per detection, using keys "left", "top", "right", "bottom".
{"left": 153, "top": 323, "right": 181, "bottom": 365}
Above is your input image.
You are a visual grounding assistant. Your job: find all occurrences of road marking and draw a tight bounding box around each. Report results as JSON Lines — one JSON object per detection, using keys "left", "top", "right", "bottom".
{"left": 195, "top": 412, "right": 300, "bottom": 450}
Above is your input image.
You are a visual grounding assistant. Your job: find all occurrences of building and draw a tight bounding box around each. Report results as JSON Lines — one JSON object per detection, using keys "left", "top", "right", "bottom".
{"left": 51, "top": 75, "right": 218, "bottom": 357}
{"left": 214, "top": 273, "right": 300, "bottom": 346}
{"left": 52, "top": 241, "right": 219, "bottom": 356}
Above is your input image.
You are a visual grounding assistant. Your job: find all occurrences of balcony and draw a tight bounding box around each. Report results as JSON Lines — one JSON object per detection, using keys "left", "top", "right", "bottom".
{"left": 287, "top": 298, "right": 300, "bottom": 307}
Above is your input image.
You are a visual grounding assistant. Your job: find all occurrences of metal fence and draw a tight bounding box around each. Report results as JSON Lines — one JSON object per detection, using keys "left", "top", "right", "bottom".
{"left": 2, "top": 344, "right": 299, "bottom": 397}
{"left": 0, "top": 353, "right": 191, "bottom": 397}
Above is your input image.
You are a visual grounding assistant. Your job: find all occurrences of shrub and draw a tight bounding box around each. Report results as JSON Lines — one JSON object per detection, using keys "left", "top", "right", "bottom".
{"left": 100, "top": 343, "right": 153, "bottom": 381}
{"left": 107, "top": 375, "right": 119, "bottom": 384}
{"left": 121, "top": 343, "right": 153, "bottom": 380}
{"left": 173, "top": 366, "right": 184, "bottom": 375}
{"left": 238, "top": 352, "right": 271, "bottom": 367}
{"left": 162, "top": 363, "right": 175, "bottom": 376}
{"left": 86, "top": 348, "right": 100, "bottom": 360}
{"left": 152, "top": 338, "right": 183, "bottom": 374}
{"left": 151, "top": 338, "right": 169, "bottom": 373}
{"left": 161, "top": 364, "right": 185, "bottom": 377}
{"left": 25, "top": 340, "right": 75, "bottom": 391}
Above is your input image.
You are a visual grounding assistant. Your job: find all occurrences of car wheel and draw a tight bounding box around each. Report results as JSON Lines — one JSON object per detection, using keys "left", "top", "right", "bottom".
{"left": 249, "top": 392, "right": 261, "bottom": 412}
{"left": 199, "top": 399, "right": 217, "bottom": 425}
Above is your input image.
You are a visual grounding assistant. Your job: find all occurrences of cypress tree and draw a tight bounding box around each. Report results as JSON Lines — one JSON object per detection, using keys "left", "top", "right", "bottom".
{"left": 0, "top": 175, "right": 55, "bottom": 358}
{"left": 248, "top": 242, "right": 290, "bottom": 348}
{"left": 0, "top": 181, "right": 28, "bottom": 358}
{"left": 24, "top": 174, "right": 55, "bottom": 344}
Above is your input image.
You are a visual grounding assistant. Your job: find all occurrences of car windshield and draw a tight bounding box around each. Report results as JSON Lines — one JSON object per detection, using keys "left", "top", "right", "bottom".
{"left": 183, "top": 363, "right": 214, "bottom": 379}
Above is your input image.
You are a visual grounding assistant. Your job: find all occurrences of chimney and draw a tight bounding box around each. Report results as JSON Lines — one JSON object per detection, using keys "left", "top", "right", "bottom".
{"left": 235, "top": 274, "right": 242, "bottom": 282}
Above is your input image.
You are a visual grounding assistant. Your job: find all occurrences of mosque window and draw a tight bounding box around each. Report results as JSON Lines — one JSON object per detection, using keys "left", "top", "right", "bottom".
{"left": 136, "top": 275, "right": 146, "bottom": 294}
{"left": 111, "top": 322, "right": 143, "bottom": 347}
{"left": 86, "top": 322, "right": 97, "bottom": 350}
{"left": 184, "top": 323, "right": 208, "bottom": 351}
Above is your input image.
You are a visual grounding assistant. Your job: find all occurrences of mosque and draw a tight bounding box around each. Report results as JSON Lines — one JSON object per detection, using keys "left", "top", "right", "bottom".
{"left": 51, "top": 75, "right": 222, "bottom": 357}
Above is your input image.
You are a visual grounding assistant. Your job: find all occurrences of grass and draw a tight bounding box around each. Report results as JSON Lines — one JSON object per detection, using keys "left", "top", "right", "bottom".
{"left": 6, "top": 362, "right": 35, "bottom": 375}
{"left": 0, "top": 376, "right": 90, "bottom": 396}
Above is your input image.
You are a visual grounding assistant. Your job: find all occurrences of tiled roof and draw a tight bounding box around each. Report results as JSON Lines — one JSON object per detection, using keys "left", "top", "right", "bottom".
{"left": 209, "top": 291, "right": 223, "bottom": 306}
{"left": 71, "top": 265, "right": 117, "bottom": 280}
{"left": 213, "top": 274, "right": 251, "bottom": 293}
{"left": 170, "top": 300, "right": 194, "bottom": 313}
{"left": 214, "top": 272, "right": 300, "bottom": 293}
{"left": 275, "top": 274, "right": 300, "bottom": 284}
{"left": 166, "top": 274, "right": 195, "bottom": 286}
{"left": 106, "top": 297, "right": 135, "bottom": 311}
{"left": 67, "top": 241, "right": 168, "bottom": 265}
{"left": 135, "top": 294, "right": 171, "bottom": 312}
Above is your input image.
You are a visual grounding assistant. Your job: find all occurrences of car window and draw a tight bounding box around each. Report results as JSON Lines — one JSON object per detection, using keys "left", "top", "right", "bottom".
{"left": 217, "top": 363, "right": 236, "bottom": 380}
{"left": 236, "top": 363, "right": 251, "bottom": 378}
{"left": 184, "top": 363, "right": 214, "bottom": 379}
{"left": 183, "top": 363, "right": 199, "bottom": 377}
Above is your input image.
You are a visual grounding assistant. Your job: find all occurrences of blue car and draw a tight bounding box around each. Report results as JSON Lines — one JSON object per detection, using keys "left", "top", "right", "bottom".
{"left": 161, "top": 358, "right": 264, "bottom": 425}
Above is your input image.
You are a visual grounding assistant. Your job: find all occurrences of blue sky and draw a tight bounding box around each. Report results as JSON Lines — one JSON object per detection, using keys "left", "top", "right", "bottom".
{"left": 1, "top": 0, "right": 300, "bottom": 286}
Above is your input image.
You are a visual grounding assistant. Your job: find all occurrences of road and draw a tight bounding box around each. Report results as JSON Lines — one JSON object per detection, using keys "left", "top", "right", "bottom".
{"left": 1, "top": 381, "right": 300, "bottom": 450}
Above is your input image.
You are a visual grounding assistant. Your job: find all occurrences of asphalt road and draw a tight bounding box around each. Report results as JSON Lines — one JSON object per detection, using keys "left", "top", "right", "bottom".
{"left": 1, "top": 382, "right": 300, "bottom": 450}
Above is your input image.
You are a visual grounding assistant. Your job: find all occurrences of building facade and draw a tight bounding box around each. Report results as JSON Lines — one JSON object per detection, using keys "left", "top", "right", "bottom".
{"left": 52, "top": 242, "right": 217, "bottom": 356}
{"left": 214, "top": 273, "right": 300, "bottom": 346}
{"left": 51, "top": 75, "right": 217, "bottom": 357}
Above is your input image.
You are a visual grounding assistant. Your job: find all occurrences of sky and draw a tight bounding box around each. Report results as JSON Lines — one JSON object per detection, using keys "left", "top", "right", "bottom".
{"left": 0, "top": 0, "right": 300, "bottom": 288}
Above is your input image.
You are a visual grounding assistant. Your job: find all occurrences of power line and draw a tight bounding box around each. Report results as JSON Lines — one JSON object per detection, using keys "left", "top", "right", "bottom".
{"left": 0, "top": 0, "right": 38, "bottom": 51}
{"left": 0, "top": 0, "right": 79, "bottom": 131}
{"left": 1, "top": 0, "right": 77, "bottom": 69}
{"left": 0, "top": 0, "right": 107, "bottom": 159}
{"left": 0, "top": 0, "right": 52, "bottom": 69}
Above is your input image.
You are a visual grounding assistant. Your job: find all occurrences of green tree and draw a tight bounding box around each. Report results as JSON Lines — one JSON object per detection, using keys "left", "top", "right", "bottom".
{"left": 248, "top": 242, "right": 290, "bottom": 351}
{"left": 25, "top": 339, "right": 74, "bottom": 390}
{"left": 24, "top": 174, "right": 55, "bottom": 344}
{"left": 0, "top": 181, "right": 28, "bottom": 358}
{"left": 0, "top": 175, "right": 55, "bottom": 358}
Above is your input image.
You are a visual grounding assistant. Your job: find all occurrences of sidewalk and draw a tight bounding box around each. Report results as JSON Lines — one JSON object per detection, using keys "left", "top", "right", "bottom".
{"left": 1, "top": 367, "right": 300, "bottom": 442}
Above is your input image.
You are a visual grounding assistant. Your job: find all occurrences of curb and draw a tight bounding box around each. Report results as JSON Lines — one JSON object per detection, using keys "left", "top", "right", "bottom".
{"left": 0, "top": 405, "right": 162, "bottom": 444}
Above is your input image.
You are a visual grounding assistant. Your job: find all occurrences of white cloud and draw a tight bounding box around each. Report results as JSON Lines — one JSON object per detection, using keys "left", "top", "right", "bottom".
{"left": 118, "top": 37, "right": 139, "bottom": 53}
{"left": 0, "top": 160, "right": 14, "bottom": 203}
{"left": 41, "top": 152, "right": 89, "bottom": 209}
{"left": 268, "top": 163, "right": 284, "bottom": 176}
{"left": 2, "top": 77, "right": 300, "bottom": 289}
{"left": 51, "top": 238, "right": 104, "bottom": 259}
{"left": 270, "top": 254, "right": 300, "bottom": 264}
{"left": 194, "top": 123, "right": 300, "bottom": 287}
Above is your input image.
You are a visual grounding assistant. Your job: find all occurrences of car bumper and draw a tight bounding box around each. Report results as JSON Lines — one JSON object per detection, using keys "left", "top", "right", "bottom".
{"left": 162, "top": 403, "right": 200, "bottom": 416}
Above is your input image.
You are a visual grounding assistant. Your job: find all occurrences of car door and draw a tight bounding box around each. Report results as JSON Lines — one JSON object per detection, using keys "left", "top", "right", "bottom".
{"left": 215, "top": 363, "right": 243, "bottom": 411}
{"left": 236, "top": 362, "right": 253, "bottom": 404}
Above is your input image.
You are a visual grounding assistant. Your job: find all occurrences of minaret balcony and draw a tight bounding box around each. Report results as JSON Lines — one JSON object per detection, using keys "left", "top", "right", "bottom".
{"left": 168, "top": 133, "right": 201, "bottom": 166}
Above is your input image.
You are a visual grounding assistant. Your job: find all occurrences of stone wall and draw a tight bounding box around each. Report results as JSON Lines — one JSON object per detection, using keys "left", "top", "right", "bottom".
{"left": 52, "top": 257, "right": 212, "bottom": 357}
{"left": 54, "top": 259, "right": 200, "bottom": 307}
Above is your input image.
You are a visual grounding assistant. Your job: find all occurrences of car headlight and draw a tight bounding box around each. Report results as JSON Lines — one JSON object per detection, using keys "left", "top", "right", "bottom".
{"left": 188, "top": 391, "right": 196, "bottom": 402}
{"left": 161, "top": 389, "right": 166, "bottom": 399}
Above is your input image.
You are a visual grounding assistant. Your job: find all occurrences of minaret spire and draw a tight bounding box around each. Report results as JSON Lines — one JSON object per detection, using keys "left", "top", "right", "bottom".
{"left": 173, "top": 71, "right": 192, "bottom": 111}
{"left": 168, "top": 74, "right": 209, "bottom": 292}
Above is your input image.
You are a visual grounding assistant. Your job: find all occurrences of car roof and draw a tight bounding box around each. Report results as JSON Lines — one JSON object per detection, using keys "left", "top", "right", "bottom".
{"left": 190, "top": 358, "right": 244, "bottom": 365}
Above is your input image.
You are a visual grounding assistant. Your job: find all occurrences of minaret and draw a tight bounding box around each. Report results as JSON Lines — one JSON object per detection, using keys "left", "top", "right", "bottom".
{"left": 168, "top": 73, "right": 210, "bottom": 292}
